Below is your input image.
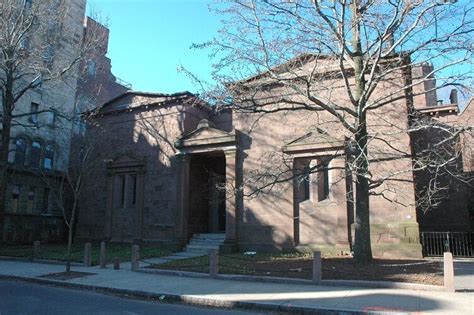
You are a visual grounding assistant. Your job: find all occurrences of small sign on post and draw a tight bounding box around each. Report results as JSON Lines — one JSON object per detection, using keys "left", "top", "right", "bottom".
{"left": 209, "top": 250, "right": 218, "bottom": 278}
{"left": 131, "top": 244, "right": 140, "bottom": 271}
{"left": 312, "top": 251, "right": 322, "bottom": 284}
{"left": 100, "top": 242, "right": 107, "bottom": 269}
{"left": 444, "top": 251, "right": 455, "bottom": 292}
{"left": 83, "top": 243, "right": 92, "bottom": 267}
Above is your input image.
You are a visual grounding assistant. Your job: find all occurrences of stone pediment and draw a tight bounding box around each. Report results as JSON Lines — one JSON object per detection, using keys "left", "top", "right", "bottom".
{"left": 282, "top": 131, "right": 345, "bottom": 154}
{"left": 175, "top": 119, "right": 236, "bottom": 151}
{"left": 107, "top": 153, "right": 146, "bottom": 171}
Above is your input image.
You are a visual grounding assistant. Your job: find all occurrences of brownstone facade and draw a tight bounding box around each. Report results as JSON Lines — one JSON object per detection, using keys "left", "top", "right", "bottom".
{"left": 77, "top": 62, "right": 473, "bottom": 258}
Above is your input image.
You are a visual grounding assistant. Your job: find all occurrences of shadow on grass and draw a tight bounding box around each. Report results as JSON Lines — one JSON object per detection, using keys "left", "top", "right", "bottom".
{"left": 0, "top": 243, "right": 175, "bottom": 266}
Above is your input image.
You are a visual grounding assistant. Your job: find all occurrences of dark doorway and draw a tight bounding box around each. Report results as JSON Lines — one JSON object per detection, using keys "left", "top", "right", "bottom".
{"left": 188, "top": 152, "right": 226, "bottom": 239}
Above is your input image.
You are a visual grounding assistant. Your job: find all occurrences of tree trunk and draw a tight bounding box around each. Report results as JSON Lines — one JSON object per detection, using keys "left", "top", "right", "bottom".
{"left": 350, "top": 0, "right": 373, "bottom": 263}
{"left": 353, "top": 122, "right": 373, "bottom": 263}
{"left": 0, "top": 77, "right": 15, "bottom": 241}
{"left": 65, "top": 201, "right": 78, "bottom": 273}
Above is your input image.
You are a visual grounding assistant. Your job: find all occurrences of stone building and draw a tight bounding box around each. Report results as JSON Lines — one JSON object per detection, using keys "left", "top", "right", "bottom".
{"left": 77, "top": 56, "right": 473, "bottom": 258}
{"left": 1, "top": 0, "right": 127, "bottom": 243}
{"left": 74, "top": 17, "right": 130, "bottom": 118}
{"left": 412, "top": 94, "right": 474, "bottom": 232}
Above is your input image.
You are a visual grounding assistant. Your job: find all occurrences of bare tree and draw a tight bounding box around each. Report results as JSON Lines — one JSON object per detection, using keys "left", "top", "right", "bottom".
{"left": 0, "top": 0, "right": 104, "bottom": 240}
{"left": 186, "top": 0, "right": 474, "bottom": 262}
{"left": 39, "top": 119, "right": 103, "bottom": 272}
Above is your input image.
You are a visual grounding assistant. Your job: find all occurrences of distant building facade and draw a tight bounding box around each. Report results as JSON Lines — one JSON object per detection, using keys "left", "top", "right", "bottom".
{"left": 1, "top": 0, "right": 128, "bottom": 243}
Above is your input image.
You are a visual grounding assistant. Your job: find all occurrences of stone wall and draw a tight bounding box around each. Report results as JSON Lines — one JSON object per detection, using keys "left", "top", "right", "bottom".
{"left": 231, "top": 60, "right": 422, "bottom": 257}
{"left": 76, "top": 94, "right": 211, "bottom": 244}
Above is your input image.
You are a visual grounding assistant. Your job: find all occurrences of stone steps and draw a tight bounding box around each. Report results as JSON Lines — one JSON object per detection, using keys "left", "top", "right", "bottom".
{"left": 138, "top": 233, "right": 226, "bottom": 267}
{"left": 192, "top": 233, "right": 226, "bottom": 240}
{"left": 183, "top": 233, "right": 225, "bottom": 254}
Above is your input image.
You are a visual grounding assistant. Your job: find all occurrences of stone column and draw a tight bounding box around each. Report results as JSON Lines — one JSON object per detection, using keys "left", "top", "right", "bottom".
{"left": 290, "top": 157, "right": 299, "bottom": 246}
{"left": 135, "top": 172, "right": 145, "bottom": 241}
{"left": 175, "top": 153, "right": 190, "bottom": 244}
{"left": 104, "top": 173, "right": 115, "bottom": 240}
{"left": 224, "top": 149, "right": 237, "bottom": 245}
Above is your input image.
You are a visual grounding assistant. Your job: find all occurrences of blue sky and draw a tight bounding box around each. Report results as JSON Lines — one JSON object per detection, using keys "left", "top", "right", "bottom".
{"left": 86, "top": 1, "right": 471, "bottom": 107}
{"left": 86, "top": 0, "right": 220, "bottom": 94}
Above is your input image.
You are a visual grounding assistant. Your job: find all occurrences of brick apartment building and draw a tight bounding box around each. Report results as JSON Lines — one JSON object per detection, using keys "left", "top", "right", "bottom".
{"left": 1, "top": 0, "right": 128, "bottom": 243}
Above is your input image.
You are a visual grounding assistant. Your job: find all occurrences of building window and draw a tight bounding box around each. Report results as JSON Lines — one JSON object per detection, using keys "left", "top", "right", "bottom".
{"left": 46, "top": 110, "right": 56, "bottom": 126}
{"left": 7, "top": 139, "right": 15, "bottom": 163}
{"left": 317, "top": 161, "right": 330, "bottom": 201}
{"left": 27, "top": 186, "right": 36, "bottom": 213}
{"left": 87, "top": 60, "right": 96, "bottom": 77}
{"left": 297, "top": 158, "right": 330, "bottom": 202}
{"left": 114, "top": 173, "right": 139, "bottom": 208}
{"left": 131, "top": 174, "right": 137, "bottom": 205}
{"left": 114, "top": 174, "right": 126, "bottom": 208}
{"left": 79, "top": 120, "right": 87, "bottom": 135}
{"left": 30, "top": 141, "right": 41, "bottom": 168}
{"left": 302, "top": 165, "right": 311, "bottom": 201}
{"left": 42, "top": 45, "right": 54, "bottom": 66}
{"left": 14, "top": 138, "right": 27, "bottom": 166}
{"left": 30, "top": 102, "right": 39, "bottom": 124}
{"left": 43, "top": 144, "right": 54, "bottom": 169}
{"left": 42, "top": 188, "right": 51, "bottom": 213}
{"left": 10, "top": 185, "right": 20, "bottom": 213}
{"left": 19, "top": 36, "right": 29, "bottom": 50}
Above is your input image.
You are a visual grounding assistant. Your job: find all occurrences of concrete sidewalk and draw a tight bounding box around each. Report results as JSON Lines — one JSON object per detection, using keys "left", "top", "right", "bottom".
{"left": 0, "top": 260, "right": 472, "bottom": 314}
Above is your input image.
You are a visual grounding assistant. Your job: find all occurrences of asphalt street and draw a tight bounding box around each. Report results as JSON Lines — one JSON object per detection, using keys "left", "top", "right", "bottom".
{"left": 0, "top": 280, "right": 267, "bottom": 315}
{"left": 455, "top": 260, "right": 474, "bottom": 291}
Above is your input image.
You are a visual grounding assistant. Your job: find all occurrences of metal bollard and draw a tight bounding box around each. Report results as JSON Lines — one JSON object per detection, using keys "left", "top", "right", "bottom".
{"left": 312, "top": 251, "right": 322, "bottom": 284}
{"left": 113, "top": 257, "right": 120, "bottom": 270}
{"left": 131, "top": 244, "right": 140, "bottom": 271}
{"left": 209, "top": 250, "right": 218, "bottom": 278}
{"left": 100, "top": 242, "right": 107, "bottom": 269}
{"left": 83, "top": 243, "right": 92, "bottom": 267}
{"left": 33, "top": 241, "right": 40, "bottom": 259}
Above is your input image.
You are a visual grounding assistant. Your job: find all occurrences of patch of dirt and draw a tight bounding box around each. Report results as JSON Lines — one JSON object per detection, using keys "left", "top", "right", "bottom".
{"left": 38, "top": 271, "right": 96, "bottom": 281}
{"left": 219, "top": 256, "right": 444, "bottom": 286}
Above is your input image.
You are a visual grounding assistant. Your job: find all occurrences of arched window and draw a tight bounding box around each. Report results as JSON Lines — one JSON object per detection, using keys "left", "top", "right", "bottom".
{"left": 30, "top": 141, "right": 41, "bottom": 168}
{"left": 14, "top": 138, "right": 27, "bottom": 166}
{"left": 43, "top": 144, "right": 54, "bottom": 170}
{"left": 7, "top": 139, "right": 15, "bottom": 163}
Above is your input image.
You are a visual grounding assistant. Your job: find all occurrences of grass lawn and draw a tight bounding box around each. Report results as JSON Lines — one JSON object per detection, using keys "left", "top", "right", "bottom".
{"left": 150, "top": 252, "right": 444, "bottom": 286}
{"left": 0, "top": 243, "right": 174, "bottom": 266}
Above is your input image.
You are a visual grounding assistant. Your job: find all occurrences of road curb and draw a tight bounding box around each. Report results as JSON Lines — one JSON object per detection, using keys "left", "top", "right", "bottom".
{"left": 0, "top": 256, "right": 447, "bottom": 292}
{"left": 0, "top": 256, "right": 83, "bottom": 267}
{"left": 138, "top": 268, "right": 445, "bottom": 292}
{"left": 0, "top": 274, "right": 385, "bottom": 315}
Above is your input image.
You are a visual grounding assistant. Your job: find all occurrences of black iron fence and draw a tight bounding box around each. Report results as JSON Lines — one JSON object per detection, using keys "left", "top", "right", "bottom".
{"left": 420, "top": 232, "right": 473, "bottom": 257}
